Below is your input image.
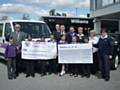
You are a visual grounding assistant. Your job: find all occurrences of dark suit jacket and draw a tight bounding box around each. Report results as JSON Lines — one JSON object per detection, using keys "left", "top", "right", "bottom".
{"left": 66, "top": 32, "right": 77, "bottom": 44}
{"left": 53, "top": 30, "right": 61, "bottom": 42}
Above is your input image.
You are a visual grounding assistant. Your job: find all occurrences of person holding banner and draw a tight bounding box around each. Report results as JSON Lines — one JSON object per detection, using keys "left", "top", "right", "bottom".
{"left": 89, "top": 30, "right": 99, "bottom": 74}
{"left": 25, "top": 34, "right": 35, "bottom": 78}
{"left": 36, "top": 35, "right": 48, "bottom": 77}
{"left": 59, "top": 35, "right": 67, "bottom": 76}
{"left": 48, "top": 34, "right": 57, "bottom": 74}
{"left": 98, "top": 29, "right": 112, "bottom": 81}
{"left": 69, "top": 36, "right": 80, "bottom": 77}
{"left": 81, "top": 36, "right": 91, "bottom": 78}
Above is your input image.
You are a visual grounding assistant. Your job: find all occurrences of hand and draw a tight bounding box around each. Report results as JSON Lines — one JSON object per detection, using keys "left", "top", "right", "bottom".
{"left": 109, "top": 55, "right": 112, "bottom": 59}
{"left": 17, "top": 46, "right": 19, "bottom": 50}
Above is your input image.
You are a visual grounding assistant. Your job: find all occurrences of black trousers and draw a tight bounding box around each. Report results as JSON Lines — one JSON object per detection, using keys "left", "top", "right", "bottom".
{"left": 69, "top": 64, "right": 79, "bottom": 75}
{"left": 91, "top": 52, "right": 99, "bottom": 74}
{"left": 40, "top": 60, "right": 48, "bottom": 74}
{"left": 26, "top": 60, "right": 35, "bottom": 75}
{"left": 16, "top": 52, "right": 21, "bottom": 76}
{"left": 99, "top": 54, "right": 110, "bottom": 78}
{"left": 48, "top": 59, "right": 58, "bottom": 74}
{"left": 81, "top": 64, "right": 90, "bottom": 75}
{"left": 7, "top": 58, "right": 16, "bottom": 79}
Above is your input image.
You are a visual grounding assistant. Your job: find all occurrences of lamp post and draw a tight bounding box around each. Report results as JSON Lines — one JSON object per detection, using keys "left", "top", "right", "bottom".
{"left": 75, "top": 8, "right": 78, "bottom": 16}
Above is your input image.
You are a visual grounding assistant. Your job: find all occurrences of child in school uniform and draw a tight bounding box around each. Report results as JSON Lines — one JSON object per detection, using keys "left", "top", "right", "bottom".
{"left": 5, "top": 37, "right": 17, "bottom": 80}
{"left": 25, "top": 34, "right": 35, "bottom": 78}
{"left": 59, "top": 35, "right": 68, "bottom": 76}
{"left": 69, "top": 36, "right": 80, "bottom": 77}
{"left": 81, "top": 36, "right": 91, "bottom": 78}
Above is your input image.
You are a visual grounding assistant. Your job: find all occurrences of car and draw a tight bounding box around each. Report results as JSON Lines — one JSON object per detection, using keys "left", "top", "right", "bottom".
{"left": 109, "top": 33, "right": 120, "bottom": 69}
{"left": 0, "top": 20, "right": 52, "bottom": 60}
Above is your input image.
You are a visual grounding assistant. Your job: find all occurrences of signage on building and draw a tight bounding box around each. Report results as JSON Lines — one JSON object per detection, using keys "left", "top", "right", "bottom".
{"left": 71, "top": 19, "right": 89, "bottom": 24}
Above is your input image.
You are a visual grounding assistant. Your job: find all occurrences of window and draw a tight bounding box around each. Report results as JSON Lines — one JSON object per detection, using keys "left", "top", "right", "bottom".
{"left": 5, "top": 23, "right": 12, "bottom": 37}
{"left": 0, "top": 23, "right": 3, "bottom": 37}
{"left": 116, "top": 0, "right": 120, "bottom": 2}
{"left": 102, "top": 0, "right": 114, "bottom": 6}
{"left": 13, "top": 22, "right": 51, "bottom": 38}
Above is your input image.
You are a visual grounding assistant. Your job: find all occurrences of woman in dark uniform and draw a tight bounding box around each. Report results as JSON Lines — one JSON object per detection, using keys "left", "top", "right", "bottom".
{"left": 98, "top": 29, "right": 112, "bottom": 81}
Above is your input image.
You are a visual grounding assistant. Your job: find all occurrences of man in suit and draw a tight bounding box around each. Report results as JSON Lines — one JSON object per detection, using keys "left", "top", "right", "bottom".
{"left": 60, "top": 25, "right": 66, "bottom": 36}
{"left": 66, "top": 26, "right": 76, "bottom": 43}
{"left": 10, "top": 24, "right": 26, "bottom": 46}
{"left": 10, "top": 24, "right": 26, "bottom": 77}
{"left": 53, "top": 24, "right": 61, "bottom": 42}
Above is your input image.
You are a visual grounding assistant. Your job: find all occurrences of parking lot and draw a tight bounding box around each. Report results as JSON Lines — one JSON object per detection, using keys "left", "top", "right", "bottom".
{"left": 0, "top": 60, "right": 120, "bottom": 90}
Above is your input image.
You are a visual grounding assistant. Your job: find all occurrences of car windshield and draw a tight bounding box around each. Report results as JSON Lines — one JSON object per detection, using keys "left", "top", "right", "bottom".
{"left": 13, "top": 22, "right": 51, "bottom": 38}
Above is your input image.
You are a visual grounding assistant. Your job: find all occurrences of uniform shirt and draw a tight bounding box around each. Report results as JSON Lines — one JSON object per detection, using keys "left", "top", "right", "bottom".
{"left": 98, "top": 35, "right": 112, "bottom": 55}
{"left": 5, "top": 44, "right": 17, "bottom": 58}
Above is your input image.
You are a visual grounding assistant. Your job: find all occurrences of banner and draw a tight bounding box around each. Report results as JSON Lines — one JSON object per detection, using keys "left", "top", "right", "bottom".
{"left": 22, "top": 41, "right": 57, "bottom": 60}
{"left": 58, "top": 43, "right": 93, "bottom": 64}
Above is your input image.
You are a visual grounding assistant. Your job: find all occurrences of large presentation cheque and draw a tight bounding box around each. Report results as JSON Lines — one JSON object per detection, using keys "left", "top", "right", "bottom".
{"left": 58, "top": 43, "right": 93, "bottom": 64}
{"left": 22, "top": 41, "right": 57, "bottom": 60}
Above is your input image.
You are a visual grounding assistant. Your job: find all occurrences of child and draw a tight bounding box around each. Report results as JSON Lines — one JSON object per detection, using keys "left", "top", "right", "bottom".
{"left": 69, "top": 36, "right": 79, "bottom": 77}
{"left": 25, "top": 34, "right": 35, "bottom": 78}
{"left": 81, "top": 36, "right": 91, "bottom": 78}
{"left": 59, "top": 35, "right": 67, "bottom": 76}
{"left": 48, "top": 34, "right": 56, "bottom": 43}
{"left": 5, "top": 37, "right": 17, "bottom": 80}
{"left": 37, "top": 35, "right": 47, "bottom": 76}
{"left": 48, "top": 34, "right": 57, "bottom": 74}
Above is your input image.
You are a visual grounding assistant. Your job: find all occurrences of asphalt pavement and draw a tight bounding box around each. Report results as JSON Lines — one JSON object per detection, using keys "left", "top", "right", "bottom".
{"left": 0, "top": 61, "right": 120, "bottom": 90}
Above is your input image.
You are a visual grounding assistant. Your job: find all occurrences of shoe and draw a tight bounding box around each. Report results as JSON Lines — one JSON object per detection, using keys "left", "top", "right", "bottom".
{"left": 8, "top": 77, "right": 13, "bottom": 80}
{"left": 74, "top": 74, "right": 78, "bottom": 77}
{"left": 86, "top": 74, "right": 90, "bottom": 78}
{"left": 59, "top": 71, "right": 65, "bottom": 76}
{"left": 13, "top": 76, "right": 16, "bottom": 79}
{"left": 31, "top": 74, "right": 35, "bottom": 77}
{"left": 41, "top": 73, "right": 46, "bottom": 77}
{"left": 81, "top": 74, "right": 85, "bottom": 78}
{"left": 105, "top": 77, "right": 110, "bottom": 82}
{"left": 26, "top": 74, "right": 30, "bottom": 78}
{"left": 69, "top": 73, "right": 74, "bottom": 76}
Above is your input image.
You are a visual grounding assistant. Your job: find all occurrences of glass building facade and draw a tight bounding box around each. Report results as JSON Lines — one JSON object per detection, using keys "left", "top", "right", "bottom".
{"left": 90, "top": 0, "right": 120, "bottom": 33}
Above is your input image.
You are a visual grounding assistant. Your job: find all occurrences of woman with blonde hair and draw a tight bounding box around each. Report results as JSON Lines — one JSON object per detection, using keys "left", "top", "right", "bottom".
{"left": 89, "top": 30, "right": 99, "bottom": 74}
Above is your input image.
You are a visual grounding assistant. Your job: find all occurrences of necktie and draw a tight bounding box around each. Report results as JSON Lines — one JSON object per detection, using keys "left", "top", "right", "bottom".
{"left": 16, "top": 32, "right": 20, "bottom": 41}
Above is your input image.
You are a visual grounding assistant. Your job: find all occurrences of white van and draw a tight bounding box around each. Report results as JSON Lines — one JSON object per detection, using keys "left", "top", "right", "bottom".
{"left": 0, "top": 20, "right": 51, "bottom": 59}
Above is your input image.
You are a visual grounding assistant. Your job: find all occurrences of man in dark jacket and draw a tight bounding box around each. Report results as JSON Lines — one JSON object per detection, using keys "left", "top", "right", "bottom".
{"left": 53, "top": 24, "right": 61, "bottom": 42}
{"left": 66, "top": 26, "right": 76, "bottom": 43}
{"left": 98, "top": 29, "right": 112, "bottom": 81}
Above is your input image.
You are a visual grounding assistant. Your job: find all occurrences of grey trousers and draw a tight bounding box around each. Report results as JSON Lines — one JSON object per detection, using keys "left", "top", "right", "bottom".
{"left": 7, "top": 58, "right": 16, "bottom": 79}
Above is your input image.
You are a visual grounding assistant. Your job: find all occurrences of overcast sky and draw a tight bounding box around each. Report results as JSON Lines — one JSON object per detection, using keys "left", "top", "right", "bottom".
{"left": 0, "top": 0, "right": 90, "bottom": 20}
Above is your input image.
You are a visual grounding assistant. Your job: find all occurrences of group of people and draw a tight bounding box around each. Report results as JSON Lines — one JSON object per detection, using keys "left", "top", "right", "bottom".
{"left": 5, "top": 23, "right": 112, "bottom": 82}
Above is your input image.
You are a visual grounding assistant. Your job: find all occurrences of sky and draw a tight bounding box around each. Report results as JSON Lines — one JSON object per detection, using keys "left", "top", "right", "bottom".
{"left": 0, "top": 0, "right": 90, "bottom": 20}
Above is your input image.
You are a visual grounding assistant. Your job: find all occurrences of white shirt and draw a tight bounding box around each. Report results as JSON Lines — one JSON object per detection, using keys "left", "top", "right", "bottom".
{"left": 89, "top": 36, "right": 99, "bottom": 53}
{"left": 89, "top": 36, "right": 99, "bottom": 45}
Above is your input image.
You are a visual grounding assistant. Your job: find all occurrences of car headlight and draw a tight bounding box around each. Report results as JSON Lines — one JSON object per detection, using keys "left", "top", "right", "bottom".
{"left": 114, "top": 41, "right": 118, "bottom": 44}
